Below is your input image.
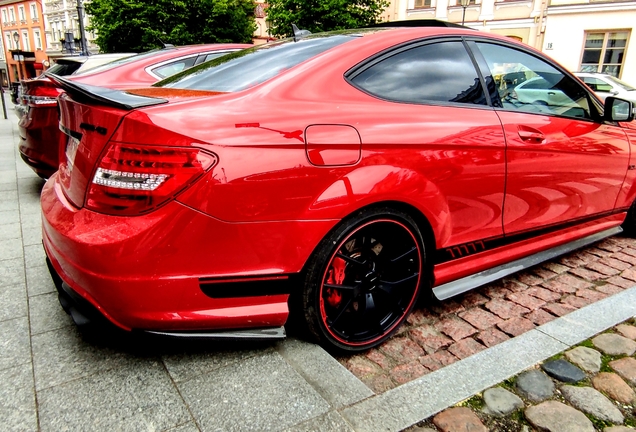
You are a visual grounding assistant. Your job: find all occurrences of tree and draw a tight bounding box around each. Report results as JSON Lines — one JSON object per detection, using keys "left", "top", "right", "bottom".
{"left": 85, "top": 0, "right": 257, "bottom": 53}
{"left": 266, "top": 0, "right": 389, "bottom": 38}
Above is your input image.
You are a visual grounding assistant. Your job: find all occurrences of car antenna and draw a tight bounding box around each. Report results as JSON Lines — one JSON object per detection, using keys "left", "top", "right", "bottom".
{"left": 292, "top": 24, "right": 311, "bottom": 42}
{"left": 157, "top": 37, "right": 175, "bottom": 49}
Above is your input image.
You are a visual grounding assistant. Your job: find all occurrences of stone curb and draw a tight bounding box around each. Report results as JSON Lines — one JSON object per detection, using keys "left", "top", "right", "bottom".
{"left": 339, "top": 285, "right": 636, "bottom": 431}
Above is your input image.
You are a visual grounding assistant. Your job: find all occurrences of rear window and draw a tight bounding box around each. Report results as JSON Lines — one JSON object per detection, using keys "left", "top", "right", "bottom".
{"left": 156, "top": 35, "right": 357, "bottom": 92}
{"left": 46, "top": 60, "right": 83, "bottom": 76}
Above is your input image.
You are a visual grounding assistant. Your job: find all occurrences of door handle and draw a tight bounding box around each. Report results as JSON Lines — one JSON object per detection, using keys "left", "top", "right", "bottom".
{"left": 548, "top": 92, "right": 556, "bottom": 96}
{"left": 518, "top": 126, "right": 546, "bottom": 144}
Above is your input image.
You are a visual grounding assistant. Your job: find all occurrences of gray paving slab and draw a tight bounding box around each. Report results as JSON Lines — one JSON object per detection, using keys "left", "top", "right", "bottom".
{"left": 0, "top": 362, "right": 37, "bottom": 432}
{"left": 0, "top": 221, "right": 20, "bottom": 240}
{"left": 0, "top": 317, "right": 32, "bottom": 372}
{"left": 19, "top": 198, "right": 42, "bottom": 216}
{"left": 0, "top": 181, "right": 17, "bottom": 192}
{"left": 38, "top": 359, "right": 191, "bottom": 432}
{"left": 162, "top": 346, "right": 268, "bottom": 384}
{"left": 26, "top": 264, "right": 55, "bottom": 297}
{"left": 31, "top": 325, "right": 144, "bottom": 391}
{"left": 0, "top": 170, "right": 17, "bottom": 185}
{"left": 17, "top": 176, "right": 44, "bottom": 196}
{"left": 0, "top": 257, "right": 26, "bottom": 288}
{"left": 23, "top": 243, "right": 46, "bottom": 268}
{"left": 0, "top": 237, "right": 24, "bottom": 260}
{"left": 0, "top": 281, "right": 27, "bottom": 322}
{"left": 0, "top": 209, "right": 20, "bottom": 225}
{"left": 283, "top": 411, "right": 355, "bottom": 432}
{"left": 29, "top": 292, "right": 73, "bottom": 335}
{"left": 166, "top": 423, "right": 201, "bottom": 432}
{"left": 178, "top": 350, "right": 330, "bottom": 432}
{"left": 277, "top": 338, "right": 374, "bottom": 409}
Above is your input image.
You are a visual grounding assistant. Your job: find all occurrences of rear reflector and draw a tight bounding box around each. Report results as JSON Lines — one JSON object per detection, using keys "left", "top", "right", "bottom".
{"left": 86, "top": 143, "right": 217, "bottom": 215}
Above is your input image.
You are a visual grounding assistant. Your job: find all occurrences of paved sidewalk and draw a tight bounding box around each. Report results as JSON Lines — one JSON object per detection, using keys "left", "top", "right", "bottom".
{"left": 2, "top": 94, "right": 636, "bottom": 432}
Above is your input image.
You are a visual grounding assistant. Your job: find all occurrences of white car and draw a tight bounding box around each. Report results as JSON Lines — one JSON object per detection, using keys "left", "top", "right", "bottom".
{"left": 574, "top": 72, "right": 636, "bottom": 103}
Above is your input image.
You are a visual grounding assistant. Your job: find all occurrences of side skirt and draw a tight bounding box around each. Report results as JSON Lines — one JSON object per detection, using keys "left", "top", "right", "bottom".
{"left": 144, "top": 327, "right": 287, "bottom": 340}
{"left": 432, "top": 226, "right": 622, "bottom": 301}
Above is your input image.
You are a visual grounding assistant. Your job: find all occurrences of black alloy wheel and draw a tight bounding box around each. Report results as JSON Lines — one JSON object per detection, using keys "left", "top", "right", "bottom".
{"left": 303, "top": 207, "right": 425, "bottom": 352}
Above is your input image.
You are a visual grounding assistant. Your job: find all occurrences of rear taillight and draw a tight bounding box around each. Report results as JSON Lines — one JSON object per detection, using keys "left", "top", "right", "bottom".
{"left": 26, "top": 84, "right": 62, "bottom": 107}
{"left": 86, "top": 143, "right": 217, "bottom": 215}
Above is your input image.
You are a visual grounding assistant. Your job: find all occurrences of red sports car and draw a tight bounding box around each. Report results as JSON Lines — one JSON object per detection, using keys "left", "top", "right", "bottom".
{"left": 18, "top": 43, "right": 250, "bottom": 178}
{"left": 42, "top": 22, "right": 636, "bottom": 352}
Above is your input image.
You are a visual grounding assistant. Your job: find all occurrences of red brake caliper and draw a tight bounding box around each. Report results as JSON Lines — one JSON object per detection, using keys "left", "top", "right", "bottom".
{"left": 325, "top": 257, "right": 346, "bottom": 307}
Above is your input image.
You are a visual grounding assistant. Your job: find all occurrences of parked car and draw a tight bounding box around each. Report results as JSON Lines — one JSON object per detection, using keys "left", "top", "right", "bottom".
{"left": 18, "top": 44, "right": 249, "bottom": 178}
{"left": 42, "top": 22, "right": 636, "bottom": 353}
{"left": 574, "top": 72, "right": 636, "bottom": 103}
{"left": 46, "top": 53, "right": 138, "bottom": 76}
{"left": 11, "top": 53, "right": 136, "bottom": 109}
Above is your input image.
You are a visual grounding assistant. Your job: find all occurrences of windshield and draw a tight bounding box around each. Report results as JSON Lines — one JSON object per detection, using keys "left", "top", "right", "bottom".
{"left": 75, "top": 49, "right": 166, "bottom": 76}
{"left": 156, "top": 35, "right": 357, "bottom": 92}
{"left": 605, "top": 75, "right": 636, "bottom": 92}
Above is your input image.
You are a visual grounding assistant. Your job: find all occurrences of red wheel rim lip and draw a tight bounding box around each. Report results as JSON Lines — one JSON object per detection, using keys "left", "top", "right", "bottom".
{"left": 318, "top": 218, "right": 423, "bottom": 347}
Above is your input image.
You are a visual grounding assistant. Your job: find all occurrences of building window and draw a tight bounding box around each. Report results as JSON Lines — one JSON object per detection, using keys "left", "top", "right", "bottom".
{"left": 414, "top": 0, "right": 432, "bottom": 8}
{"left": 22, "top": 30, "right": 30, "bottom": 51}
{"left": 5, "top": 32, "right": 13, "bottom": 50}
{"left": 33, "top": 29, "right": 41, "bottom": 50}
{"left": 581, "top": 31, "right": 629, "bottom": 78}
{"left": 30, "top": 3, "right": 38, "bottom": 21}
{"left": 18, "top": 6, "right": 25, "bottom": 23}
{"left": 1, "top": 9, "right": 7, "bottom": 24}
{"left": 9, "top": 7, "right": 15, "bottom": 23}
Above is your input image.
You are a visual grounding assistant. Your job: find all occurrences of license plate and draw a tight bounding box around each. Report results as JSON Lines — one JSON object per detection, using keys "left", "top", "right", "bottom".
{"left": 65, "top": 135, "right": 80, "bottom": 173}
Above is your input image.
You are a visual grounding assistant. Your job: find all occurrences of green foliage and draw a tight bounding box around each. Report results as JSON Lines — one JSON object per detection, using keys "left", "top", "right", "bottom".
{"left": 85, "top": 0, "right": 256, "bottom": 52}
{"left": 266, "top": 0, "right": 390, "bottom": 37}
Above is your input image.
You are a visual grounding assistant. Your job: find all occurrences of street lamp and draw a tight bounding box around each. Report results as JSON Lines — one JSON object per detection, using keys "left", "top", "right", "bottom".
{"left": 460, "top": 0, "right": 470, "bottom": 26}
{"left": 12, "top": 32, "right": 21, "bottom": 82}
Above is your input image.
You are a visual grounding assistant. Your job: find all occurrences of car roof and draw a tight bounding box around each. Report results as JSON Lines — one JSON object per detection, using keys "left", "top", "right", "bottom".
{"left": 54, "top": 53, "right": 136, "bottom": 64}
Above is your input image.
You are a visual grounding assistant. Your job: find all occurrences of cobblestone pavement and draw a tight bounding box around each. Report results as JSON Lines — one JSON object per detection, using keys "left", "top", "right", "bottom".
{"left": 341, "top": 236, "right": 636, "bottom": 393}
{"left": 405, "top": 320, "right": 636, "bottom": 432}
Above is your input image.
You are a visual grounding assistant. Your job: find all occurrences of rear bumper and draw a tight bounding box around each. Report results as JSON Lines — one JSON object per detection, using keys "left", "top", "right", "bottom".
{"left": 18, "top": 106, "right": 62, "bottom": 178}
{"left": 41, "top": 174, "right": 334, "bottom": 333}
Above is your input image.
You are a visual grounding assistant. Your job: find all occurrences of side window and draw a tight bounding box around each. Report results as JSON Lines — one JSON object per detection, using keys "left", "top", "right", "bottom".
{"left": 476, "top": 42, "right": 592, "bottom": 120}
{"left": 350, "top": 41, "right": 486, "bottom": 106}
{"left": 204, "top": 52, "right": 225, "bottom": 62}
{"left": 151, "top": 57, "right": 198, "bottom": 79}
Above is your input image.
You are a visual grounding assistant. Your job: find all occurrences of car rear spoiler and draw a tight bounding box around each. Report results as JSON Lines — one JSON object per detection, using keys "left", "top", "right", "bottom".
{"left": 45, "top": 73, "right": 168, "bottom": 110}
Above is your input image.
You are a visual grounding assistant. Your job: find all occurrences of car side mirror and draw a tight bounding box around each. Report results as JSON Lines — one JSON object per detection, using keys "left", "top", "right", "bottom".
{"left": 604, "top": 97, "right": 635, "bottom": 122}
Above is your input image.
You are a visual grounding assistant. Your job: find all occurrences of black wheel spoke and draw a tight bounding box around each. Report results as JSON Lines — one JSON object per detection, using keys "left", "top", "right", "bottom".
{"left": 323, "top": 282, "right": 358, "bottom": 291}
{"left": 328, "top": 297, "right": 354, "bottom": 327}
{"left": 378, "top": 273, "right": 419, "bottom": 296}
{"left": 335, "top": 253, "right": 367, "bottom": 269}
{"left": 390, "top": 246, "right": 418, "bottom": 264}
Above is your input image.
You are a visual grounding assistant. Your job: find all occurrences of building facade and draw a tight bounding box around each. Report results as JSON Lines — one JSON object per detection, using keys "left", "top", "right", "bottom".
{"left": 0, "top": 0, "right": 48, "bottom": 83}
{"left": 42, "top": 0, "right": 98, "bottom": 58}
{"left": 543, "top": 0, "right": 635, "bottom": 81}
{"left": 397, "top": 0, "right": 635, "bottom": 81}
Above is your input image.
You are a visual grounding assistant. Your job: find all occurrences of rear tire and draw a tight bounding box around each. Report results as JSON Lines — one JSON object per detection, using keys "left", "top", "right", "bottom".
{"left": 302, "top": 207, "right": 426, "bottom": 353}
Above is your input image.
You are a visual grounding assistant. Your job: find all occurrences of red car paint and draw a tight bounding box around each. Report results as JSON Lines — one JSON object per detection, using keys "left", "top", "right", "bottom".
{"left": 18, "top": 44, "right": 250, "bottom": 178}
{"left": 41, "top": 25, "right": 636, "bottom": 352}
